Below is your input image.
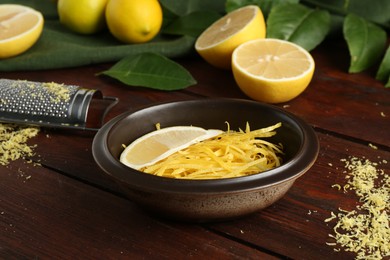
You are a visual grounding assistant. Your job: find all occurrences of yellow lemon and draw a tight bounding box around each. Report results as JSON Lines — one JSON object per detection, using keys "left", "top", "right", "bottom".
{"left": 232, "top": 38, "right": 315, "bottom": 104}
{"left": 57, "top": 0, "right": 108, "bottom": 34}
{"left": 0, "top": 4, "right": 44, "bottom": 59}
{"left": 195, "top": 5, "right": 266, "bottom": 69}
{"left": 120, "top": 126, "right": 222, "bottom": 170}
{"left": 105, "top": 0, "right": 163, "bottom": 44}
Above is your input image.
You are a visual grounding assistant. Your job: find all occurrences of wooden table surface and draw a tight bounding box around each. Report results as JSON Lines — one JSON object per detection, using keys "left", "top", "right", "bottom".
{"left": 0, "top": 38, "right": 389, "bottom": 259}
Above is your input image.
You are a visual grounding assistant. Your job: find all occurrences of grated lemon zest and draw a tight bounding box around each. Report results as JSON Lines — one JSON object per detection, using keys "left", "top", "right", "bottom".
{"left": 0, "top": 123, "right": 39, "bottom": 166}
{"left": 325, "top": 157, "right": 389, "bottom": 259}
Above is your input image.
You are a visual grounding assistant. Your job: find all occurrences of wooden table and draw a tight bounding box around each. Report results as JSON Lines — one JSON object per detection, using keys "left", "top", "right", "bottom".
{"left": 0, "top": 38, "right": 389, "bottom": 259}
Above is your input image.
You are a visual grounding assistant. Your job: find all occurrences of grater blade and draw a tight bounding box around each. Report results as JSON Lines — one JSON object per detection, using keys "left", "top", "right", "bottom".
{"left": 0, "top": 79, "right": 118, "bottom": 130}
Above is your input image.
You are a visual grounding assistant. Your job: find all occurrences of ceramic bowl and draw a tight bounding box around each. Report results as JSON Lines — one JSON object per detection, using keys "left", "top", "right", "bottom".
{"left": 92, "top": 98, "right": 319, "bottom": 222}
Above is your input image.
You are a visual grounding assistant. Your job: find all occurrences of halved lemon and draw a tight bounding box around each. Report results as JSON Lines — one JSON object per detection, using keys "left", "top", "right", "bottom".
{"left": 0, "top": 4, "right": 44, "bottom": 59}
{"left": 232, "top": 38, "right": 315, "bottom": 103}
{"left": 120, "top": 126, "right": 223, "bottom": 170}
{"left": 195, "top": 5, "right": 266, "bottom": 69}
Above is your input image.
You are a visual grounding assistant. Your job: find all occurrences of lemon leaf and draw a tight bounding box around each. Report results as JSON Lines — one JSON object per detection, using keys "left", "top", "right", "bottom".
{"left": 266, "top": 3, "right": 331, "bottom": 51}
{"left": 385, "top": 76, "right": 390, "bottom": 88}
{"left": 300, "top": 0, "right": 390, "bottom": 29}
{"left": 376, "top": 46, "right": 390, "bottom": 83}
{"left": 99, "top": 52, "right": 197, "bottom": 91}
{"left": 159, "top": 0, "right": 225, "bottom": 16}
{"left": 225, "top": 0, "right": 298, "bottom": 18}
{"left": 0, "top": 0, "right": 58, "bottom": 19}
{"left": 162, "top": 11, "right": 222, "bottom": 37}
{"left": 343, "top": 14, "right": 387, "bottom": 73}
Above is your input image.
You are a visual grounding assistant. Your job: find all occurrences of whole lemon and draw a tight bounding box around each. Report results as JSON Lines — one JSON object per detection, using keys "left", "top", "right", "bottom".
{"left": 57, "top": 0, "right": 108, "bottom": 34}
{"left": 105, "top": 0, "right": 163, "bottom": 44}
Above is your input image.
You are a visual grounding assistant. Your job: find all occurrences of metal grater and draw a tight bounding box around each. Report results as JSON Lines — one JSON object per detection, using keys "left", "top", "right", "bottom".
{"left": 0, "top": 79, "right": 118, "bottom": 130}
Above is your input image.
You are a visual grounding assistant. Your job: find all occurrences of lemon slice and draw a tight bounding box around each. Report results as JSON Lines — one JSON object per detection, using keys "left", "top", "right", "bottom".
{"left": 232, "top": 38, "right": 315, "bottom": 103}
{"left": 195, "top": 5, "right": 266, "bottom": 69}
{"left": 120, "top": 126, "right": 223, "bottom": 170}
{"left": 0, "top": 4, "right": 44, "bottom": 59}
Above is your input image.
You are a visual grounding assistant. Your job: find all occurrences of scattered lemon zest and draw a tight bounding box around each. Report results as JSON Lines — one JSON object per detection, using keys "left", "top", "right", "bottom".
{"left": 325, "top": 157, "right": 389, "bottom": 259}
{"left": 0, "top": 123, "right": 40, "bottom": 166}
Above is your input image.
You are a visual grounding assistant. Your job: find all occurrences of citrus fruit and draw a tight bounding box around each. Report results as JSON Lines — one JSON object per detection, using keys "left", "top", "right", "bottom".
{"left": 57, "top": 0, "right": 108, "bottom": 34}
{"left": 105, "top": 0, "right": 163, "bottom": 44}
{"left": 0, "top": 4, "right": 44, "bottom": 59}
{"left": 232, "top": 38, "right": 315, "bottom": 104}
{"left": 120, "top": 126, "right": 223, "bottom": 170}
{"left": 195, "top": 5, "right": 266, "bottom": 69}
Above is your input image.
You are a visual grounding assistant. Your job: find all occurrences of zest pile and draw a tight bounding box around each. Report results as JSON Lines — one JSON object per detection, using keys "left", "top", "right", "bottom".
{"left": 325, "top": 157, "right": 389, "bottom": 259}
{"left": 0, "top": 123, "right": 39, "bottom": 166}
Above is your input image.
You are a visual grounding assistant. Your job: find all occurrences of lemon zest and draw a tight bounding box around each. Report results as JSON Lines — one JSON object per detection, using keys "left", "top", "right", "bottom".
{"left": 325, "top": 157, "right": 389, "bottom": 259}
{"left": 141, "top": 123, "right": 283, "bottom": 179}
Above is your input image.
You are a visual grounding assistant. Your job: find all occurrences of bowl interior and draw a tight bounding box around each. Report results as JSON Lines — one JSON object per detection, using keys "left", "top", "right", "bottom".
{"left": 94, "top": 98, "right": 319, "bottom": 193}
{"left": 109, "top": 100, "right": 301, "bottom": 164}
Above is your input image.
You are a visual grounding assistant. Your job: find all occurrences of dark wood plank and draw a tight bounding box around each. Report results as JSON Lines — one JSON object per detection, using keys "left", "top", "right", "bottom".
{"left": 19, "top": 118, "right": 389, "bottom": 259}
{"left": 206, "top": 131, "right": 390, "bottom": 259}
{"left": 0, "top": 161, "right": 278, "bottom": 259}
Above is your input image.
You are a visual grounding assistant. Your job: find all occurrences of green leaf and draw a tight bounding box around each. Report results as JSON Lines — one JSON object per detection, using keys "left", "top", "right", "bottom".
{"left": 0, "top": 0, "right": 58, "bottom": 19}
{"left": 225, "top": 0, "right": 298, "bottom": 18}
{"left": 159, "top": 0, "right": 225, "bottom": 16}
{"left": 385, "top": 76, "right": 390, "bottom": 88}
{"left": 343, "top": 14, "right": 387, "bottom": 73}
{"left": 301, "top": 0, "right": 390, "bottom": 29}
{"left": 162, "top": 11, "right": 222, "bottom": 37}
{"left": 267, "top": 3, "right": 331, "bottom": 51}
{"left": 99, "top": 53, "right": 197, "bottom": 91}
{"left": 376, "top": 46, "right": 390, "bottom": 82}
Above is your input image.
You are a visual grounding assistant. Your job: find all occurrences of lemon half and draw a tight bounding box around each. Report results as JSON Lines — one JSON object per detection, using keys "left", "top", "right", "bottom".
{"left": 195, "top": 5, "right": 266, "bottom": 69}
{"left": 232, "top": 38, "right": 315, "bottom": 103}
{"left": 0, "top": 4, "right": 44, "bottom": 59}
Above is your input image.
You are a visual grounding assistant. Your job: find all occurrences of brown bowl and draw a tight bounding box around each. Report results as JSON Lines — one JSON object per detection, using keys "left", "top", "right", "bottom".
{"left": 92, "top": 98, "right": 319, "bottom": 222}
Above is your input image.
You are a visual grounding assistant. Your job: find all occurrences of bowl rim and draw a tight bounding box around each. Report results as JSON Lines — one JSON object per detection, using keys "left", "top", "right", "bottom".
{"left": 92, "top": 98, "right": 319, "bottom": 194}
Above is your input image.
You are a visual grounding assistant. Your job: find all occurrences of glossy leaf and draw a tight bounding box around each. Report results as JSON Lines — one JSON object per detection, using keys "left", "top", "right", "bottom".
{"left": 0, "top": 0, "right": 58, "bottom": 19}
{"left": 159, "top": 0, "right": 225, "bottom": 16}
{"left": 301, "top": 0, "right": 390, "bottom": 29}
{"left": 376, "top": 47, "right": 390, "bottom": 87}
{"left": 162, "top": 11, "right": 222, "bottom": 37}
{"left": 267, "top": 3, "right": 331, "bottom": 51}
{"left": 343, "top": 14, "right": 387, "bottom": 73}
{"left": 225, "top": 0, "right": 298, "bottom": 18}
{"left": 99, "top": 53, "right": 197, "bottom": 91}
{"left": 385, "top": 77, "right": 390, "bottom": 88}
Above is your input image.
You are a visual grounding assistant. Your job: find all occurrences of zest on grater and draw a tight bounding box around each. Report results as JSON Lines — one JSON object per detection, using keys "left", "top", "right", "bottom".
{"left": 0, "top": 79, "right": 118, "bottom": 130}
